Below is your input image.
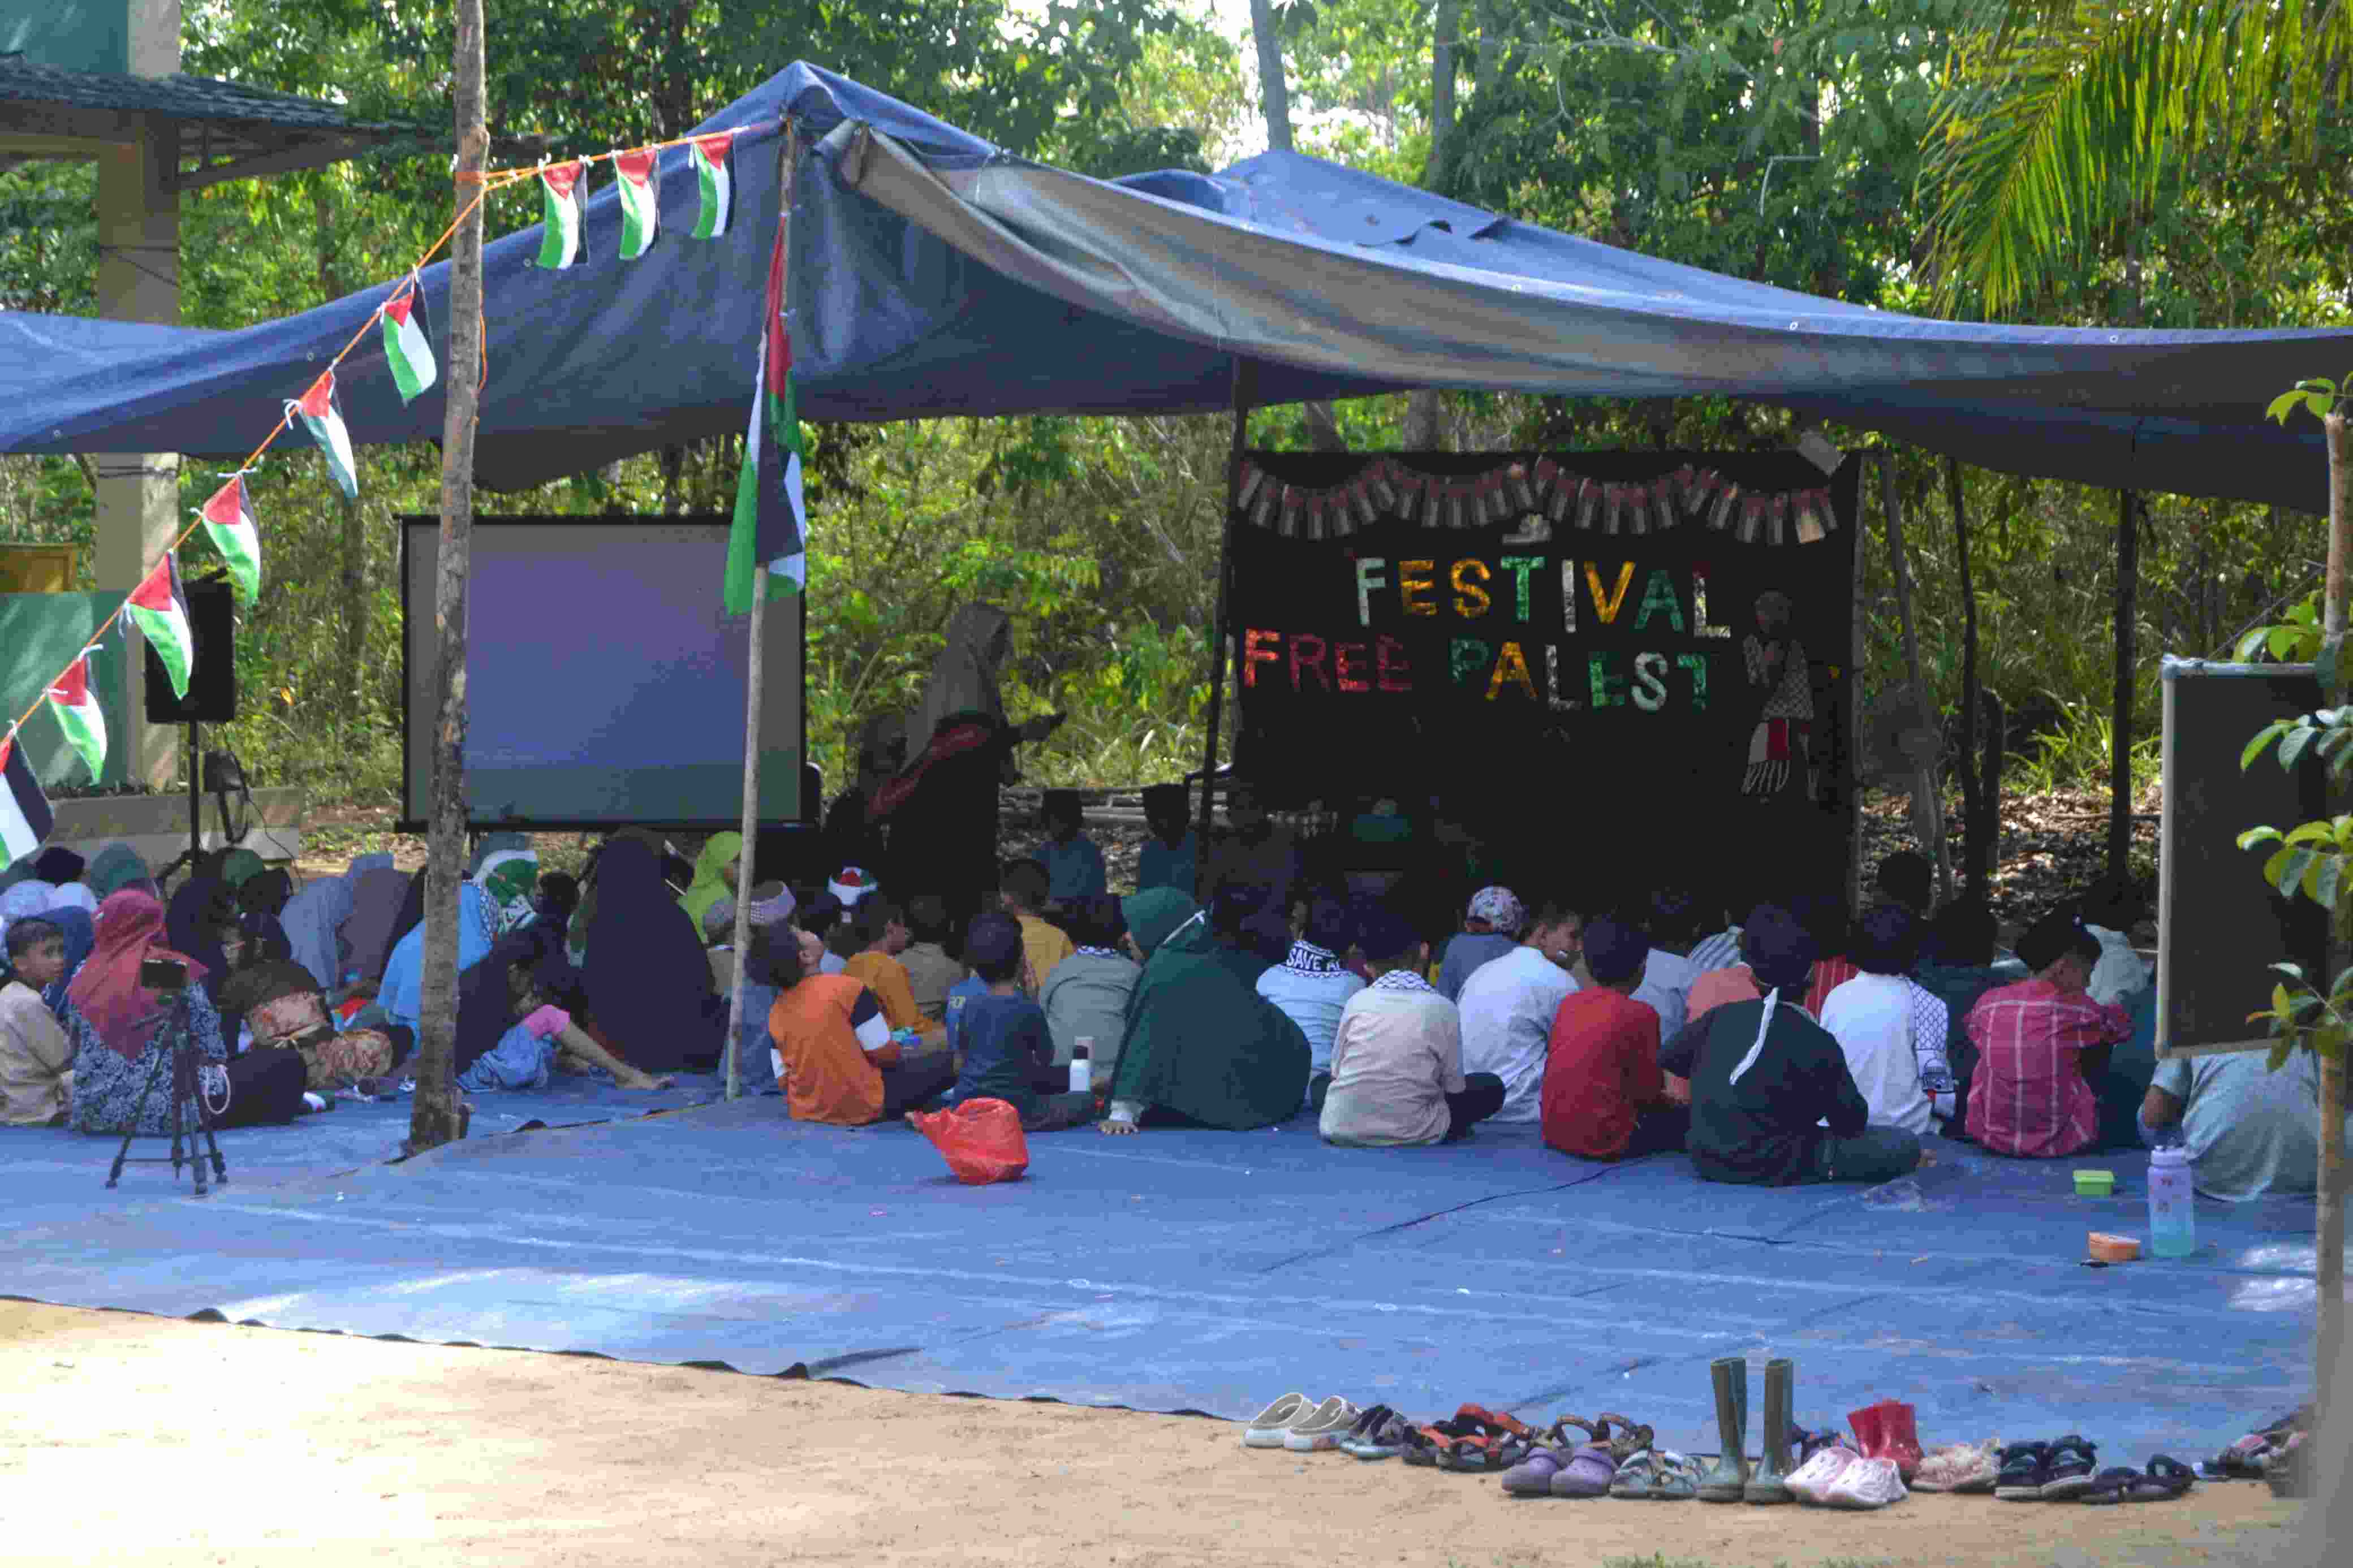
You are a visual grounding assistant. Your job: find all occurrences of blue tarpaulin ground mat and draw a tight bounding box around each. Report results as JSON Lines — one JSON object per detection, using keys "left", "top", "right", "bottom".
{"left": 0, "top": 1082, "right": 2324, "bottom": 1461}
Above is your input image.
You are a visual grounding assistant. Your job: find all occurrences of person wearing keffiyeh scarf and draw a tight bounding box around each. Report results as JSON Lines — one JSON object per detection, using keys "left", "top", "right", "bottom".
{"left": 1318, "top": 903, "right": 1503, "bottom": 1147}
{"left": 1256, "top": 892, "right": 1366, "bottom": 1110}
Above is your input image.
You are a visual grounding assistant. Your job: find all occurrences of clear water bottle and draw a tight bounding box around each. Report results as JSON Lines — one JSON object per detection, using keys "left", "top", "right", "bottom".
{"left": 2148, "top": 1143, "right": 2196, "bottom": 1258}
{"left": 1069, "top": 1038, "right": 1094, "bottom": 1095}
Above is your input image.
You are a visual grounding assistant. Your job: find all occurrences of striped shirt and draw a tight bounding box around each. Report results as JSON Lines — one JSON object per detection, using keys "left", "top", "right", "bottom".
{"left": 1963, "top": 978, "right": 2129, "bottom": 1158}
{"left": 1688, "top": 928, "right": 1743, "bottom": 974}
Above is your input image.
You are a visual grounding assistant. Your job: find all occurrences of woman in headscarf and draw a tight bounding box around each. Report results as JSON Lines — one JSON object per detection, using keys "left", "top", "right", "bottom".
{"left": 580, "top": 833, "right": 723, "bottom": 1073}
{"left": 869, "top": 604, "right": 1066, "bottom": 924}
{"left": 454, "top": 922, "right": 674, "bottom": 1092}
{"left": 85, "top": 844, "right": 154, "bottom": 900}
{"left": 164, "top": 872, "right": 238, "bottom": 1007}
{"left": 214, "top": 847, "right": 267, "bottom": 893}
{"left": 679, "top": 832, "right": 742, "bottom": 934}
{"left": 377, "top": 877, "right": 502, "bottom": 1035}
{"left": 217, "top": 926, "right": 402, "bottom": 1094}
{"left": 60, "top": 889, "right": 312, "bottom": 1134}
{"left": 1098, "top": 888, "right": 1311, "bottom": 1134}
{"left": 280, "top": 869, "right": 358, "bottom": 991}
{"left": 339, "top": 867, "right": 414, "bottom": 987}
{"left": 31, "top": 846, "right": 84, "bottom": 886}
{"left": 46, "top": 882, "right": 98, "bottom": 917}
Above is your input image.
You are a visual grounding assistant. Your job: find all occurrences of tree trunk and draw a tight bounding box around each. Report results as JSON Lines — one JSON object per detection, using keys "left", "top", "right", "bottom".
{"left": 1947, "top": 456, "right": 1989, "bottom": 897}
{"left": 409, "top": 0, "right": 488, "bottom": 1156}
{"left": 1880, "top": 452, "right": 1953, "bottom": 902}
{"left": 2109, "top": 489, "right": 2140, "bottom": 878}
{"left": 2317, "top": 406, "right": 2350, "bottom": 1429}
{"left": 1247, "top": 0, "right": 1292, "bottom": 153}
{"left": 1399, "top": 0, "right": 1462, "bottom": 455}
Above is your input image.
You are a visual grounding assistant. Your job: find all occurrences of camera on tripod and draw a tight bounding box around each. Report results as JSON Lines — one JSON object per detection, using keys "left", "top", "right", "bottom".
{"left": 141, "top": 956, "right": 189, "bottom": 992}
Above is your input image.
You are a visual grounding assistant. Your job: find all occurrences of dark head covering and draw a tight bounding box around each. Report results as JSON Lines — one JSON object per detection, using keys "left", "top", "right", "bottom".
{"left": 1141, "top": 783, "right": 1187, "bottom": 820}
{"left": 2018, "top": 910, "right": 2100, "bottom": 974}
{"left": 31, "top": 846, "right": 84, "bottom": 885}
{"left": 37, "top": 904, "right": 95, "bottom": 1015}
{"left": 1121, "top": 888, "right": 1202, "bottom": 956}
{"left": 386, "top": 871, "right": 428, "bottom": 956}
{"left": 1583, "top": 915, "right": 1650, "bottom": 984}
{"left": 67, "top": 889, "right": 210, "bottom": 1062}
{"left": 86, "top": 843, "right": 153, "bottom": 900}
{"left": 340, "top": 867, "right": 414, "bottom": 983}
{"left": 1353, "top": 902, "right": 1422, "bottom": 967}
{"left": 456, "top": 923, "right": 578, "bottom": 1078}
{"left": 581, "top": 835, "right": 719, "bottom": 1073}
{"left": 216, "top": 848, "right": 266, "bottom": 890}
{"left": 1851, "top": 904, "right": 1923, "bottom": 976}
{"left": 1062, "top": 893, "right": 1127, "bottom": 950}
{"left": 239, "top": 868, "right": 294, "bottom": 919}
{"left": 165, "top": 875, "right": 237, "bottom": 1002}
{"left": 1743, "top": 905, "right": 1817, "bottom": 991}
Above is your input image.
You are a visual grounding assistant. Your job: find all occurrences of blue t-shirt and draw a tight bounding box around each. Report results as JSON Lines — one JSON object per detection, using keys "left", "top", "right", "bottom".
{"left": 951, "top": 991, "right": 1053, "bottom": 1115}
{"left": 1040, "top": 835, "right": 1108, "bottom": 902}
{"left": 942, "top": 974, "right": 991, "bottom": 1055}
{"left": 1136, "top": 831, "right": 1198, "bottom": 897}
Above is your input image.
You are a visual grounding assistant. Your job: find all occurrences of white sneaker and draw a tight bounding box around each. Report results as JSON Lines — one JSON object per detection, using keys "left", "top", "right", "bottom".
{"left": 1242, "top": 1392, "right": 1312, "bottom": 1448}
{"left": 1282, "top": 1396, "right": 1362, "bottom": 1452}
{"left": 1825, "top": 1455, "right": 1907, "bottom": 1510}
{"left": 1787, "top": 1445, "right": 1856, "bottom": 1506}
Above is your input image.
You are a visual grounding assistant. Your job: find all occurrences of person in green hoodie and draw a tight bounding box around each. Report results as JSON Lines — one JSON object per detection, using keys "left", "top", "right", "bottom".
{"left": 680, "top": 831, "right": 742, "bottom": 934}
{"left": 1100, "top": 888, "right": 1310, "bottom": 1134}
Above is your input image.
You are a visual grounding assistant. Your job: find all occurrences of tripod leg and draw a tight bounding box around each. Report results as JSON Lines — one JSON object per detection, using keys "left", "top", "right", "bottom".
{"left": 105, "top": 1033, "right": 176, "bottom": 1189}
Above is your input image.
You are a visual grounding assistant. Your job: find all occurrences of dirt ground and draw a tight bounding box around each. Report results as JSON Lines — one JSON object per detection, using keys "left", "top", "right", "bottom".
{"left": 0, "top": 1301, "right": 2307, "bottom": 1568}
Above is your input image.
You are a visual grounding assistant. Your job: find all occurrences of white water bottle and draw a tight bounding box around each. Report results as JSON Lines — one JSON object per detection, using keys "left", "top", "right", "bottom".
{"left": 2148, "top": 1144, "right": 2196, "bottom": 1258}
{"left": 1070, "top": 1038, "right": 1094, "bottom": 1095}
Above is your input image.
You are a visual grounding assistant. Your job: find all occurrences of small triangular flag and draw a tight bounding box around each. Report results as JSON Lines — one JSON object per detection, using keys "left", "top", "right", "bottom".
{"left": 45, "top": 651, "right": 106, "bottom": 783}
{"left": 0, "top": 729, "right": 54, "bottom": 873}
{"left": 127, "top": 554, "right": 196, "bottom": 701}
{"left": 614, "top": 148, "right": 659, "bottom": 260}
{"left": 381, "top": 290, "right": 437, "bottom": 403}
{"left": 200, "top": 474, "right": 262, "bottom": 601}
{"left": 536, "top": 160, "right": 585, "bottom": 269}
{"left": 292, "top": 373, "right": 359, "bottom": 499}
{"left": 689, "top": 132, "right": 734, "bottom": 239}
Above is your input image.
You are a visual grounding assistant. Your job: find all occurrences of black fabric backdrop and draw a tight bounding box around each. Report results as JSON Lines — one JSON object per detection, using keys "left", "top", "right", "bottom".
{"left": 1228, "top": 450, "right": 1860, "bottom": 899}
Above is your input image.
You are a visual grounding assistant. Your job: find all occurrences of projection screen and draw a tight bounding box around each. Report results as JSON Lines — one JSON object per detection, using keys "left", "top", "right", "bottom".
{"left": 400, "top": 515, "right": 803, "bottom": 829}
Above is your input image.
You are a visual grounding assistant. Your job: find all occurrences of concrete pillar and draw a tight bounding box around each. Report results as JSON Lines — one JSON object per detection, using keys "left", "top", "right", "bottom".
{"left": 94, "top": 109, "right": 179, "bottom": 789}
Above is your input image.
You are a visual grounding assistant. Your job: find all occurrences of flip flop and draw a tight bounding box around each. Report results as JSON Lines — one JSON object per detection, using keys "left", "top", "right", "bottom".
{"left": 1650, "top": 1450, "right": 1701, "bottom": 1502}
{"left": 2080, "top": 1466, "right": 2142, "bottom": 1505}
{"left": 1608, "top": 1452, "right": 1657, "bottom": 1500}
{"left": 2130, "top": 1455, "right": 2195, "bottom": 1501}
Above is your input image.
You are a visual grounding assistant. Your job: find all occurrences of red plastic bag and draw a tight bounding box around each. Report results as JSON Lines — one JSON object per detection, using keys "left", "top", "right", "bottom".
{"left": 909, "top": 1096, "right": 1031, "bottom": 1185}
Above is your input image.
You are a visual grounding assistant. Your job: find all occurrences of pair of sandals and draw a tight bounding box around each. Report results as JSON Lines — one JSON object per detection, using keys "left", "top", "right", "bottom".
{"left": 1336, "top": 1404, "right": 1415, "bottom": 1460}
{"left": 1608, "top": 1449, "right": 1703, "bottom": 1500}
{"left": 2211, "top": 1405, "right": 2311, "bottom": 1480}
{"left": 1402, "top": 1403, "right": 1537, "bottom": 1471}
{"left": 2082, "top": 1455, "right": 2196, "bottom": 1504}
{"left": 1497, "top": 1414, "right": 1655, "bottom": 1499}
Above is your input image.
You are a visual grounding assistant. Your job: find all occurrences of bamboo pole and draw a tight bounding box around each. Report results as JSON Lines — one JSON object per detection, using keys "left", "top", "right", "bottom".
{"left": 2110, "top": 490, "right": 2140, "bottom": 878}
{"left": 408, "top": 0, "right": 486, "bottom": 1154}
{"left": 1880, "top": 452, "right": 1954, "bottom": 902}
{"left": 2317, "top": 407, "right": 2350, "bottom": 1427}
{"left": 1946, "top": 457, "right": 1989, "bottom": 897}
{"left": 1194, "top": 357, "right": 1253, "bottom": 855}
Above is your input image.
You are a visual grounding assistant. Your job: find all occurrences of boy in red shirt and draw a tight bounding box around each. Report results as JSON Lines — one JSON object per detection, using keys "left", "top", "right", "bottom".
{"left": 1542, "top": 917, "right": 1691, "bottom": 1160}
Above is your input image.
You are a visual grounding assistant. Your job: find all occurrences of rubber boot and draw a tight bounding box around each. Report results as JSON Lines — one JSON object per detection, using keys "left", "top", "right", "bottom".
{"left": 1847, "top": 1400, "right": 1885, "bottom": 1461}
{"left": 1699, "top": 1357, "right": 1749, "bottom": 1502}
{"left": 1744, "top": 1358, "right": 1795, "bottom": 1503}
{"left": 1874, "top": 1399, "right": 1924, "bottom": 1481}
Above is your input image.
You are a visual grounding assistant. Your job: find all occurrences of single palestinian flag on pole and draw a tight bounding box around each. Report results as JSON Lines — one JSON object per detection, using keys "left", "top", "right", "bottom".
{"left": 292, "top": 372, "right": 359, "bottom": 499}
{"left": 536, "top": 160, "right": 586, "bottom": 269}
{"left": 127, "top": 553, "right": 196, "bottom": 701}
{"left": 690, "top": 132, "right": 734, "bottom": 239}
{"left": 725, "top": 205, "right": 806, "bottom": 615}
{"left": 0, "top": 730, "right": 54, "bottom": 874}
{"left": 45, "top": 651, "right": 106, "bottom": 783}
{"left": 199, "top": 474, "right": 262, "bottom": 600}
{"left": 381, "top": 290, "right": 437, "bottom": 403}
{"left": 614, "top": 148, "right": 659, "bottom": 260}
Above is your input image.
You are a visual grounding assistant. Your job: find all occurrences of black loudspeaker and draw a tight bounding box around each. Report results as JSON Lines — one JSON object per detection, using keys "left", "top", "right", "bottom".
{"left": 144, "top": 578, "right": 238, "bottom": 724}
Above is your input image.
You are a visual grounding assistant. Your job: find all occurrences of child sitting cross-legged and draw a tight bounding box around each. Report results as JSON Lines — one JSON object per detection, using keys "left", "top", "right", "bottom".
{"left": 929, "top": 912, "right": 1098, "bottom": 1132}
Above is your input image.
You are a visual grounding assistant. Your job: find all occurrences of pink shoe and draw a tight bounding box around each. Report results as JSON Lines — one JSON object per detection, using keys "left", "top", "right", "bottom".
{"left": 1787, "top": 1444, "right": 1858, "bottom": 1506}
{"left": 1825, "top": 1455, "right": 1907, "bottom": 1510}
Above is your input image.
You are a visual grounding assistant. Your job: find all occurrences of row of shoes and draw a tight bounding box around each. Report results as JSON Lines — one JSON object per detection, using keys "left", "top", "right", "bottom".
{"left": 2209, "top": 1405, "right": 2313, "bottom": 1498}
{"left": 1991, "top": 1437, "right": 2195, "bottom": 1504}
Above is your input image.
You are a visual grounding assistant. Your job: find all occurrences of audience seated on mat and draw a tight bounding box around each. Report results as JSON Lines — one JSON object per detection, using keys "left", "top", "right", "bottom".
{"left": 1542, "top": 915, "right": 1689, "bottom": 1161}
{"left": 937, "top": 913, "right": 1096, "bottom": 1132}
{"left": 61, "top": 889, "right": 313, "bottom": 1133}
{"left": 897, "top": 894, "right": 964, "bottom": 1023}
{"left": 1, "top": 917, "right": 74, "bottom": 1126}
{"left": 2141, "top": 1046, "right": 2347, "bottom": 1201}
{"left": 1135, "top": 783, "right": 1199, "bottom": 899}
{"left": 579, "top": 833, "right": 727, "bottom": 1074}
{"left": 716, "top": 882, "right": 795, "bottom": 1091}
{"left": 338, "top": 865, "right": 414, "bottom": 988}
{"left": 1686, "top": 910, "right": 1769, "bottom": 1024}
{"left": 760, "top": 925, "right": 953, "bottom": 1126}
{"left": 278, "top": 862, "right": 358, "bottom": 991}
{"left": 1455, "top": 897, "right": 1582, "bottom": 1124}
{"left": 1817, "top": 906, "right": 1945, "bottom": 1136}
{"left": 216, "top": 926, "right": 403, "bottom": 1093}
{"left": 1660, "top": 908, "right": 1923, "bottom": 1186}
{"left": 1435, "top": 885, "right": 1522, "bottom": 1002}
{"left": 2076, "top": 874, "right": 2154, "bottom": 1009}
{"left": 1040, "top": 894, "right": 1140, "bottom": 1083}
{"left": 1911, "top": 897, "right": 2005, "bottom": 1108}
{"left": 1964, "top": 910, "right": 2128, "bottom": 1159}
{"left": 1256, "top": 888, "right": 1368, "bottom": 1111}
{"left": 1632, "top": 888, "right": 1704, "bottom": 1044}
{"left": 456, "top": 923, "right": 673, "bottom": 1092}
{"left": 1037, "top": 789, "right": 1108, "bottom": 905}
{"left": 1200, "top": 780, "right": 1304, "bottom": 918}
{"left": 1100, "top": 889, "right": 1309, "bottom": 1135}
{"left": 1874, "top": 852, "right": 1936, "bottom": 943}
{"left": 679, "top": 831, "right": 743, "bottom": 936}
{"left": 1318, "top": 903, "right": 1504, "bottom": 1147}
{"left": 997, "top": 859, "right": 1074, "bottom": 1000}
{"left": 842, "top": 898, "right": 947, "bottom": 1050}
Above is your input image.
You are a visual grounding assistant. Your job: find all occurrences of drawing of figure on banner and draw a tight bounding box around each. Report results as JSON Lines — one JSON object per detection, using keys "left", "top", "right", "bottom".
{"left": 1740, "top": 589, "right": 1814, "bottom": 801}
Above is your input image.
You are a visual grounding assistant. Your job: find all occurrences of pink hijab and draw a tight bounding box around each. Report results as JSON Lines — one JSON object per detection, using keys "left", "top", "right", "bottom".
{"left": 65, "top": 889, "right": 210, "bottom": 1062}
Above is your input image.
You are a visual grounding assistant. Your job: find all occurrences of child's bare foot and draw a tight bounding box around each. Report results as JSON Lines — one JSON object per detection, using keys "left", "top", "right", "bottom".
{"left": 617, "top": 1069, "right": 674, "bottom": 1091}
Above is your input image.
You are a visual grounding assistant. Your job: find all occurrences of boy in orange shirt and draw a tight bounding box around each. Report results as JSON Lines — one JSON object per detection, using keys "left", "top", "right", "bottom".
{"left": 840, "top": 898, "right": 948, "bottom": 1051}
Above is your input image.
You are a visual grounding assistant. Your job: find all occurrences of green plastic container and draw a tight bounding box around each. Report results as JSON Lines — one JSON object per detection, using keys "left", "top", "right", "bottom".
{"left": 2074, "top": 1169, "right": 2117, "bottom": 1198}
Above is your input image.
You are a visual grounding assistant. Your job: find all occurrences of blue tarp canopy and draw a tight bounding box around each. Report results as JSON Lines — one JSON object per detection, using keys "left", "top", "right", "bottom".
{"left": 2, "top": 62, "right": 2347, "bottom": 508}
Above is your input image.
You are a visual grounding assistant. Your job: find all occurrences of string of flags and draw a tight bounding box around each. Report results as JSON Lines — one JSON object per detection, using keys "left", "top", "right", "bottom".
{"left": 0, "top": 122, "right": 765, "bottom": 871}
{"left": 1234, "top": 455, "right": 1843, "bottom": 546}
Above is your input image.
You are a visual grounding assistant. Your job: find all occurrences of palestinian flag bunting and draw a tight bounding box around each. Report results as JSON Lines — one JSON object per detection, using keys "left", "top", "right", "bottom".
{"left": 45, "top": 653, "right": 106, "bottom": 783}
{"left": 725, "top": 208, "right": 806, "bottom": 615}
{"left": 380, "top": 290, "right": 437, "bottom": 403}
{"left": 293, "top": 373, "right": 359, "bottom": 499}
{"left": 127, "top": 554, "right": 196, "bottom": 701}
{"left": 0, "top": 732, "right": 54, "bottom": 874}
{"left": 536, "top": 160, "right": 586, "bottom": 270}
{"left": 690, "top": 133, "right": 733, "bottom": 239}
{"left": 614, "top": 148, "right": 659, "bottom": 259}
{"left": 199, "top": 474, "right": 262, "bottom": 601}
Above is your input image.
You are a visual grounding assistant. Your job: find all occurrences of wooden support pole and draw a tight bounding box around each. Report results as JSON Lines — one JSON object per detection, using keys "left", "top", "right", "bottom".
{"left": 2317, "top": 407, "right": 2350, "bottom": 1428}
{"left": 409, "top": 0, "right": 486, "bottom": 1155}
{"left": 1880, "top": 451, "right": 1954, "bottom": 903}
{"left": 1195, "top": 357, "right": 1253, "bottom": 856}
{"left": 2110, "top": 490, "right": 2140, "bottom": 879}
{"left": 1947, "top": 457, "right": 1990, "bottom": 898}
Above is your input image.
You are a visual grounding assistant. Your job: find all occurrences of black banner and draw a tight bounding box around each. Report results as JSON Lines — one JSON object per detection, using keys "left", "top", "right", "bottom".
{"left": 1228, "top": 450, "right": 1860, "bottom": 891}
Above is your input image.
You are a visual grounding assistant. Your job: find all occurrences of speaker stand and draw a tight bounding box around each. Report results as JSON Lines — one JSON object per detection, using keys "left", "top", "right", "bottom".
{"left": 186, "top": 718, "right": 202, "bottom": 874}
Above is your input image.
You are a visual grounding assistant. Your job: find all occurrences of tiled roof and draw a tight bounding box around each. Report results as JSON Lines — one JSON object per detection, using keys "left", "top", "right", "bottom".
{"left": 0, "top": 57, "right": 428, "bottom": 135}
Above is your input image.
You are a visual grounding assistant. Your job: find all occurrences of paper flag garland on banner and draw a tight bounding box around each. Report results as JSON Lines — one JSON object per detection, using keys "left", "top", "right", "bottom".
{"left": 127, "top": 553, "right": 196, "bottom": 701}
{"left": 45, "top": 652, "right": 105, "bottom": 782}
{"left": 536, "top": 160, "right": 586, "bottom": 269}
{"left": 726, "top": 200, "right": 806, "bottom": 614}
{"left": 200, "top": 474, "right": 262, "bottom": 600}
{"left": 381, "top": 291, "right": 437, "bottom": 403}
{"left": 0, "top": 729, "right": 53, "bottom": 872}
{"left": 292, "top": 373, "right": 359, "bottom": 499}
{"left": 691, "top": 132, "right": 733, "bottom": 239}
{"left": 614, "top": 148, "right": 659, "bottom": 259}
